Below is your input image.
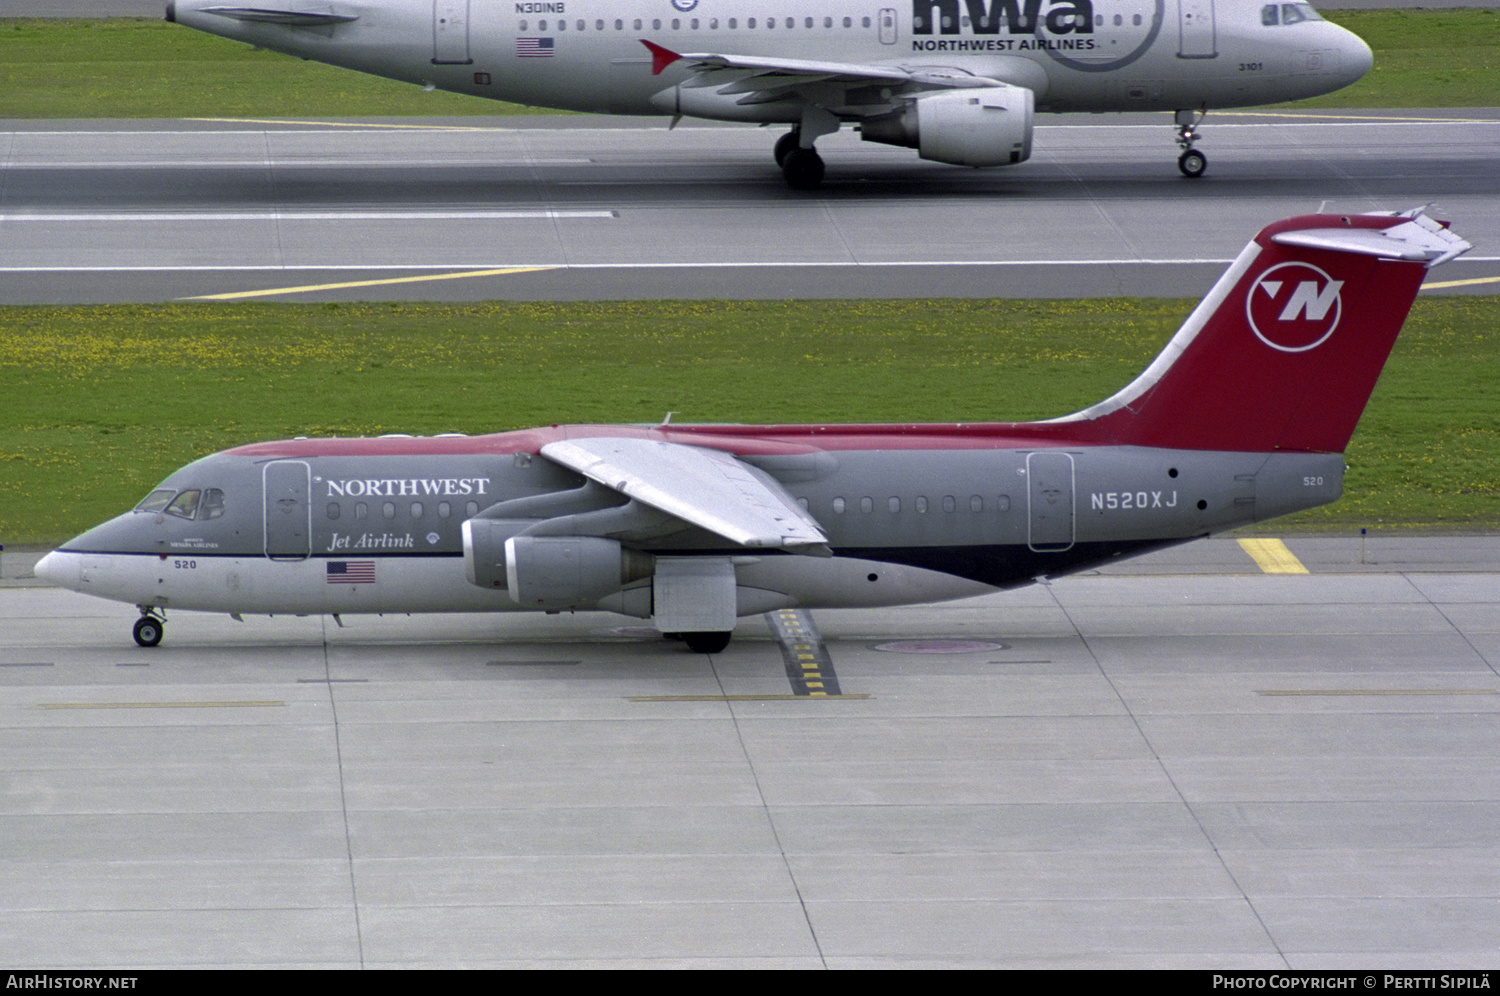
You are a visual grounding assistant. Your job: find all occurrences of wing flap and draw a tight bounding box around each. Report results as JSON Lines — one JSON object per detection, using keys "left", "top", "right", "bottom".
{"left": 541, "top": 437, "right": 829, "bottom": 551}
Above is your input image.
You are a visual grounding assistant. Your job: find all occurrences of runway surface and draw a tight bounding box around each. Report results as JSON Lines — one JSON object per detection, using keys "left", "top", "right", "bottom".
{"left": 3, "top": 109, "right": 1497, "bottom": 303}
{"left": 3, "top": 537, "right": 1498, "bottom": 968}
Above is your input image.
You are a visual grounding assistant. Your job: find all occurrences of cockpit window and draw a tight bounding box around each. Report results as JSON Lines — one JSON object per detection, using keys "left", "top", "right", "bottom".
{"left": 137, "top": 487, "right": 226, "bottom": 520}
{"left": 1265, "top": 3, "right": 1322, "bottom": 26}
{"left": 165, "top": 490, "right": 201, "bottom": 519}
{"left": 135, "top": 489, "right": 175, "bottom": 513}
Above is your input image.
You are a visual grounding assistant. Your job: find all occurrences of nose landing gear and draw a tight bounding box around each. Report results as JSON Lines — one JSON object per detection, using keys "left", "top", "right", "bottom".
{"left": 1175, "top": 108, "right": 1208, "bottom": 178}
{"left": 133, "top": 608, "right": 165, "bottom": 647}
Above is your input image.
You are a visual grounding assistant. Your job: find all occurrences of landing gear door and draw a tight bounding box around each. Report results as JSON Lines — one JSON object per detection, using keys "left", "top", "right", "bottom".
{"left": 433, "top": 0, "right": 472, "bottom": 65}
{"left": 264, "top": 461, "right": 312, "bottom": 561}
{"left": 1027, "top": 451, "right": 1075, "bottom": 552}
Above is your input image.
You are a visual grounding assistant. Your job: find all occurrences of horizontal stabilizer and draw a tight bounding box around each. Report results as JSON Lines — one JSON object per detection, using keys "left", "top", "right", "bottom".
{"left": 1271, "top": 213, "right": 1472, "bottom": 265}
{"left": 199, "top": 6, "right": 359, "bottom": 25}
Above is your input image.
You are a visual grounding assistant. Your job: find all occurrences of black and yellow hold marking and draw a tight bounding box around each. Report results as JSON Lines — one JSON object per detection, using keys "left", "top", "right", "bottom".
{"left": 765, "top": 608, "right": 844, "bottom": 697}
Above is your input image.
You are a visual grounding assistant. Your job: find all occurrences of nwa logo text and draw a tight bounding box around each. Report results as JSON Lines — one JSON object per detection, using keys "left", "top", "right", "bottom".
{"left": 1247, "top": 262, "right": 1344, "bottom": 353}
{"left": 913, "top": 0, "right": 1094, "bottom": 35}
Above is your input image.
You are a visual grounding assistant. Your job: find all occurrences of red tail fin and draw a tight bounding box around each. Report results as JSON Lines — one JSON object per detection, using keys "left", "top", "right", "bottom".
{"left": 1053, "top": 210, "right": 1469, "bottom": 453}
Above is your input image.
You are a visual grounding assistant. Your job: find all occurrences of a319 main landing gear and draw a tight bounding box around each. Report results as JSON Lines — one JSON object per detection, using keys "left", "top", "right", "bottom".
{"left": 133, "top": 607, "right": 165, "bottom": 647}
{"left": 1175, "top": 107, "right": 1208, "bottom": 178}
{"left": 775, "top": 128, "right": 826, "bottom": 190}
{"left": 774, "top": 109, "right": 839, "bottom": 190}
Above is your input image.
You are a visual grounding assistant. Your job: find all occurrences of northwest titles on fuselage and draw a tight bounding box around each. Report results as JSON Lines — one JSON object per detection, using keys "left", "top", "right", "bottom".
{"left": 322, "top": 477, "right": 491, "bottom": 499}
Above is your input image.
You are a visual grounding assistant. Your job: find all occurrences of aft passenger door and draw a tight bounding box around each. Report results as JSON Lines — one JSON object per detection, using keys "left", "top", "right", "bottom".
{"left": 264, "top": 461, "right": 311, "bottom": 560}
{"left": 1027, "top": 451, "right": 1076, "bottom": 552}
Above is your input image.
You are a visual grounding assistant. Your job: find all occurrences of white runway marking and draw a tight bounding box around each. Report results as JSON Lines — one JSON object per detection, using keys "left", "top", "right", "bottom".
{"left": 1, "top": 210, "right": 615, "bottom": 222}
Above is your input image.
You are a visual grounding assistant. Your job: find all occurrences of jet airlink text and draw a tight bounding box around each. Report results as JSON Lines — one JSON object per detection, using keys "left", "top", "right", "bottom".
{"left": 328, "top": 532, "right": 417, "bottom": 551}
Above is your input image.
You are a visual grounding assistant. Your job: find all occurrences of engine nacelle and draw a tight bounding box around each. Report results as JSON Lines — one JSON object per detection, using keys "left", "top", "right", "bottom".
{"left": 861, "top": 87, "right": 1034, "bottom": 167}
{"left": 505, "top": 535, "right": 653, "bottom": 611}
{"left": 462, "top": 517, "right": 535, "bottom": 590}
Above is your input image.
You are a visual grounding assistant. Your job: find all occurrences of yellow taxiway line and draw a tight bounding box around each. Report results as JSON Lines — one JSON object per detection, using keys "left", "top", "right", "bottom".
{"left": 185, "top": 266, "right": 557, "bottom": 300}
{"left": 1423, "top": 275, "right": 1500, "bottom": 290}
{"left": 1238, "top": 538, "right": 1310, "bottom": 574}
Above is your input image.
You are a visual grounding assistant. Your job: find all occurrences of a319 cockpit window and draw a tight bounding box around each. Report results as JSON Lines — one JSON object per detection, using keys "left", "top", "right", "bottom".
{"left": 1263, "top": 3, "right": 1323, "bottom": 26}
{"left": 135, "top": 488, "right": 226, "bottom": 520}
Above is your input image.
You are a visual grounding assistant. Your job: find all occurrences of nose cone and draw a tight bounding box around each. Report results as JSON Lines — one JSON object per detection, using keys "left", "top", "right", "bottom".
{"left": 34, "top": 551, "right": 77, "bottom": 588}
{"left": 1338, "top": 25, "right": 1374, "bottom": 87}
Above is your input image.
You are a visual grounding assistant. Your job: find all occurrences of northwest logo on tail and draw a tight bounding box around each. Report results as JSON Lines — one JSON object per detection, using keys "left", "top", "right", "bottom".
{"left": 1247, "top": 262, "right": 1344, "bottom": 353}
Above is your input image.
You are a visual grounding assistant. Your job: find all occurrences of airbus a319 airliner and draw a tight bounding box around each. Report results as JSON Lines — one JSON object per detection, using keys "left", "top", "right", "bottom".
{"left": 165, "top": 0, "right": 1373, "bottom": 187}
{"left": 38, "top": 210, "right": 1469, "bottom": 653}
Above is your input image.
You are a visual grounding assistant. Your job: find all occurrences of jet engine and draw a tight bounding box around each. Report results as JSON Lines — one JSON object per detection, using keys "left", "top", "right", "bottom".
{"left": 860, "top": 87, "right": 1034, "bottom": 167}
{"left": 462, "top": 518, "right": 653, "bottom": 611}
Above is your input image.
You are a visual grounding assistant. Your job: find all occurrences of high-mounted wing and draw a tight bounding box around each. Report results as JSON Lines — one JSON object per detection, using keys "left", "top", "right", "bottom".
{"left": 540, "top": 437, "right": 829, "bottom": 552}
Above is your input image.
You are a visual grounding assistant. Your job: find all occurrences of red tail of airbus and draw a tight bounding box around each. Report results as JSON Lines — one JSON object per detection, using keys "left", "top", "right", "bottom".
{"left": 1047, "top": 209, "right": 1470, "bottom": 453}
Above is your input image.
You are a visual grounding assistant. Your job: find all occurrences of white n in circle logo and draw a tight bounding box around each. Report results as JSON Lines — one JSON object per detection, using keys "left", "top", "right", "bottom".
{"left": 1247, "top": 262, "right": 1344, "bottom": 353}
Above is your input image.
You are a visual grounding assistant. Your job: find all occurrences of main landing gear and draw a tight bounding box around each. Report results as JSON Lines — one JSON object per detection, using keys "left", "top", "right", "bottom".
{"left": 775, "top": 128, "right": 825, "bottom": 190}
{"left": 663, "top": 631, "right": 734, "bottom": 654}
{"left": 133, "top": 607, "right": 165, "bottom": 647}
{"left": 1175, "top": 108, "right": 1208, "bottom": 178}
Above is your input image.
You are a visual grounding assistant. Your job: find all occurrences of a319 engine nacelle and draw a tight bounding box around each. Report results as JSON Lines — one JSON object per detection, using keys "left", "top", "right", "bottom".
{"left": 860, "top": 87, "right": 1034, "bottom": 167}
{"left": 462, "top": 518, "right": 653, "bottom": 611}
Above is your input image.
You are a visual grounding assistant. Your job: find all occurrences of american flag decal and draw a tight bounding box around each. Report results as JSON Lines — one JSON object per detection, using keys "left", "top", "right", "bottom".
{"left": 515, "top": 37, "right": 554, "bottom": 57}
{"left": 327, "top": 561, "right": 376, "bottom": 584}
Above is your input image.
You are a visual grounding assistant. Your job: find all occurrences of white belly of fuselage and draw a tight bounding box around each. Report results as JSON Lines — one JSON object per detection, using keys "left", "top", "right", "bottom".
{"left": 35, "top": 550, "right": 995, "bottom": 618}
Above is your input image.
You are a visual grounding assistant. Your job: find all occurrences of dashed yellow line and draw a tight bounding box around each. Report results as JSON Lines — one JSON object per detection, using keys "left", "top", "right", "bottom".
{"left": 1238, "top": 538, "right": 1309, "bottom": 574}
{"left": 184, "top": 266, "right": 556, "bottom": 300}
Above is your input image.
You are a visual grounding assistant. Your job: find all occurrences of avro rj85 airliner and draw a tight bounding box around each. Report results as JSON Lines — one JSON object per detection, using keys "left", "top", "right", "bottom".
{"left": 38, "top": 210, "right": 1469, "bottom": 653}
{"left": 165, "top": 0, "right": 1372, "bottom": 186}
